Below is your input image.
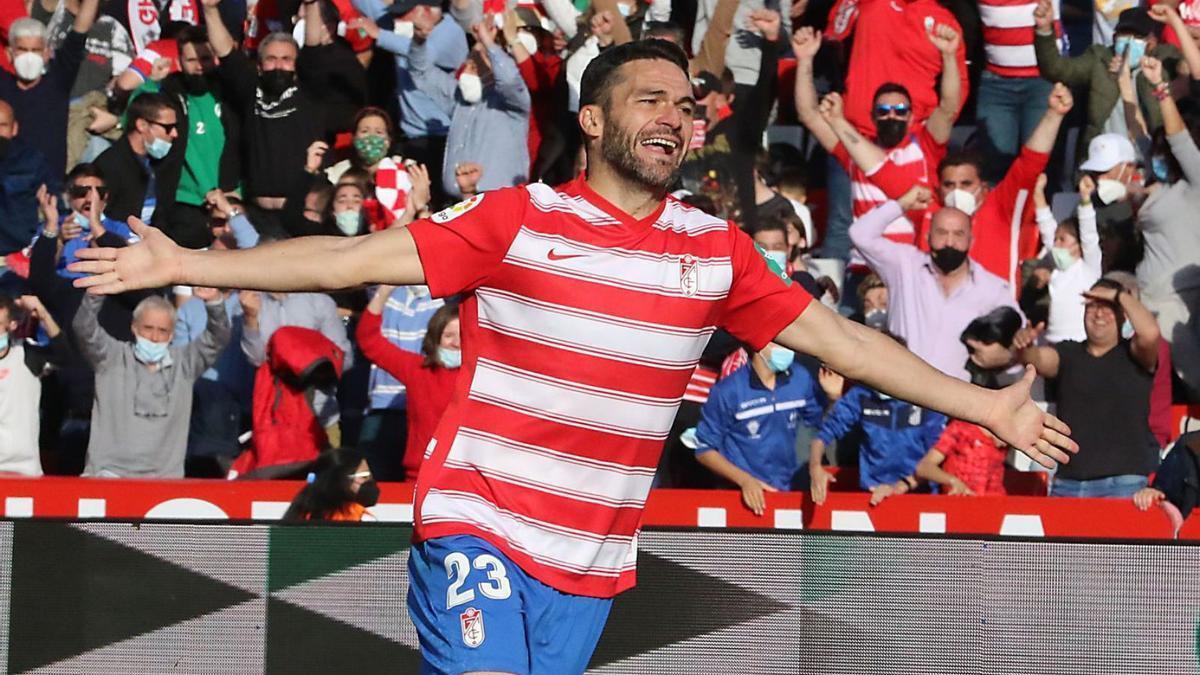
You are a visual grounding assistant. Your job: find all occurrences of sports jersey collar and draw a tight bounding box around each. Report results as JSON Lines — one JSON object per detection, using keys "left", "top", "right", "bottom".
{"left": 570, "top": 175, "right": 668, "bottom": 229}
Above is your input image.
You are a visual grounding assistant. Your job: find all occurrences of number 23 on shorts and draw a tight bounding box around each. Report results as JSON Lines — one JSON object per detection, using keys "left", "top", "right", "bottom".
{"left": 444, "top": 551, "right": 512, "bottom": 609}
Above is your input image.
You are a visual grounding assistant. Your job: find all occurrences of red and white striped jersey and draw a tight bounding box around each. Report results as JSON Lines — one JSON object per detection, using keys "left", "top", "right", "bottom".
{"left": 406, "top": 177, "right": 812, "bottom": 598}
{"left": 833, "top": 124, "right": 946, "bottom": 265}
{"left": 980, "top": 0, "right": 1064, "bottom": 77}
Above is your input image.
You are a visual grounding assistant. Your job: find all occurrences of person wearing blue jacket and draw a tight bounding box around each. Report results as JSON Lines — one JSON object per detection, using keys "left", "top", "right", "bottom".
{"left": 809, "top": 384, "right": 947, "bottom": 504}
{"left": 694, "top": 341, "right": 843, "bottom": 515}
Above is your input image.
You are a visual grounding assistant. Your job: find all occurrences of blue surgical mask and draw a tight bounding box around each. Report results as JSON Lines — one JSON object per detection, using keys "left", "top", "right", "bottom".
{"left": 0, "top": 332, "right": 8, "bottom": 352}
{"left": 1121, "top": 319, "right": 1135, "bottom": 339}
{"left": 764, "top": 250, "right": 788, "bottom": 271}
{"left": 133, "top": 336, "right": 169, "bottom": 364}
{"left": 146, "top": 136, "right": 173, "bottom": 160}
{"left": 334, "top": 210, "right": 360, "bottom": 236}
{"left": 1115, "top": 36, "right": 1147, "bottom": 69}
{"left": 764, "top": 346, "right": 794, "bottom": 373}
{"left": 1152, "top": 155, "right": 1170, "bottom": 182}
{"left": 616, "top": 2, "right": 632, "bottom": 16}
{"left": 73, "top": 212, "right": 90, "bottom": 231}
{"left": 438, "top": 347, "right": 462, "bottom": 369}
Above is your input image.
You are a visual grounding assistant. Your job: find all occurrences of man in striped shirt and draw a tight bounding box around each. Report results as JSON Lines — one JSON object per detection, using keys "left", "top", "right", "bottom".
{"left": 975, "top": 0, "right": 1064, "bottom": 181}
{"left": 794, "top": 25, "right": 961, "bottom": 259}
{"left": 73, "top": 39, "right": 1077, "bottom": 675}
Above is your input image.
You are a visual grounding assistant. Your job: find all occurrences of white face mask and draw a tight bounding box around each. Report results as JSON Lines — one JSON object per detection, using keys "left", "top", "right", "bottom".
{"left": 516, "top": 30, "right": 539, "bottom": 55}
{"left": 616, "top": 2, "right": 633, "bottom": 16}
{"left": 1051, "top": 246, "right": 1077, "bottom": 271}
{"left": 458, "top": 72, "right": 483, "bottom": 104}
{"left": 943, "top": 188, "right": 979, "bottom": 216}
{"left": 393, "top": 21, "right": 415, "bottom": 39}
{"left": 1096, "top": 178, "right": 1128, "bottom": 204}
{"left": 13, "top": 52, "right": 45, "bottom": 81}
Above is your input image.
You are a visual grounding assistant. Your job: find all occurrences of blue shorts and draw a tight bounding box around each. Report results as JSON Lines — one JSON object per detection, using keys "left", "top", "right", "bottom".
{"left": 407, "top": 534, "right": 613, "bottom": 675}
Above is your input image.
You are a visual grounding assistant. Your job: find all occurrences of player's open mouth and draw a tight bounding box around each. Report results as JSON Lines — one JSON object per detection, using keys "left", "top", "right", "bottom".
{"left": 640, "top": 136, "right": 681, "bottom": 156}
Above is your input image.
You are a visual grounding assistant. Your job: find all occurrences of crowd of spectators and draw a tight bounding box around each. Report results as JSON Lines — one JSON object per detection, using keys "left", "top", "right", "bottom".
{"left": 0, "top": 0, "right": 1197, "bottom": 515}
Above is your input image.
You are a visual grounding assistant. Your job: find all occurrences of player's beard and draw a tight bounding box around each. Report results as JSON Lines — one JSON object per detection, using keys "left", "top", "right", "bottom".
{"left": 600, "top": 118, "right": 682, "bottom": 191}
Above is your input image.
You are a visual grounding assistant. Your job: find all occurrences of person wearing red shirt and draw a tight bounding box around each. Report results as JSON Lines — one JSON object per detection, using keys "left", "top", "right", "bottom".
{"left": 72, "top": 40, "right": 1077, "bottom": 673}
{"left": 357, "top": 285, "right": 460, "bottom": 480}
{"left": 917, "top": 419, "right": 1009, "bottom": 495}
{"left": 794, "top": 25, "right": 960, "bottom": 255}
{"left": 824, "top": 0, "right": 969, "bottom": 135}
{"left": 933, "top": 83, "right": 1075, "bottom": 289}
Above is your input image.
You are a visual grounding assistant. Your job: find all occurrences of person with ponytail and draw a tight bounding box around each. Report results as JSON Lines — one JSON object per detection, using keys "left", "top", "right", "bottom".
{"left": 282, "top": 447, "right": 380, "bottom": 522}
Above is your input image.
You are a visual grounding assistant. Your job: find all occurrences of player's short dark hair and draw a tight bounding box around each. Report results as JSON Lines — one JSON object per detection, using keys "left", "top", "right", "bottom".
{"left": 579, "top": 38, "right": 689, "bottom": 110}
{"left": 65, "top": 162, "right": 105, "bottom": 187}
{"left": 938, "top": 150, "right": 985, "bottom": 178}
{"left": 872, "top": 82, "right": 911, "bottom": 106}
{"left": 127, "top": 92, "right": 176, "bottom": 132}
{"left": 961, "top": 306, "right": 1022, "bottom": 349}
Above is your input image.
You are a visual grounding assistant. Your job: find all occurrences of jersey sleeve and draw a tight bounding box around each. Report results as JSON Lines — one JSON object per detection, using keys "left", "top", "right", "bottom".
{"left": 405, "top": 187, "right": 528, "bottom": 298}
{"left": 719, "top": 226, "right": 813, "bottom": 352}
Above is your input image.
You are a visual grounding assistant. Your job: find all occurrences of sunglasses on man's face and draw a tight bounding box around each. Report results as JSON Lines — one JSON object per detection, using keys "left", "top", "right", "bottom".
{"left": 873, "top": 104, "right": 911, "bottom": 118}
{"left": 68, "top": 185, "right": 109, "bottom": 199}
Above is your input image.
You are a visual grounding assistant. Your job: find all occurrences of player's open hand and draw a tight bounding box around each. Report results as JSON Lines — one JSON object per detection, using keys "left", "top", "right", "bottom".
{"left": 791, "top": 26, "right": 821, "bottom": 61}
{"left": 69, "top": 218, "right": 183, "bottom": 294}
{"left": 982, "top": 365, "right": 1077, "bottom": 469}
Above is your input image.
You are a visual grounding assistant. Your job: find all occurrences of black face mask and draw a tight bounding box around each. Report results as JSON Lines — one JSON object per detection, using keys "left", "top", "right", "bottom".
{"left": 355, "top": 479, "right": 380, "bottom": 507}
{"left": 182, "top": 72, "right": 211, "bottom": 95}
{"left": 874, "top": 119, "right": 908, "bottom": 149}
{"left": 930, "top": 246, "right": 968, "bottom": 274}
{"left": 259, "top": 69, "right": 295, "bottom": 98}
{"left": 0, "top": 136, "right": 11, "bottom": 160}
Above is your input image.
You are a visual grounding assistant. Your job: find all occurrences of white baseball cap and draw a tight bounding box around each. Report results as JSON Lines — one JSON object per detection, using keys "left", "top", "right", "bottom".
{"left": 1080, "top": 133, "right": 1138, "bottom": 172}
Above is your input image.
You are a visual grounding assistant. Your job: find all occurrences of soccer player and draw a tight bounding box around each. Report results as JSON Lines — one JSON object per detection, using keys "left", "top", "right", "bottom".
{"left": 72, "top": 40, "right": 1076, "bottom": 675}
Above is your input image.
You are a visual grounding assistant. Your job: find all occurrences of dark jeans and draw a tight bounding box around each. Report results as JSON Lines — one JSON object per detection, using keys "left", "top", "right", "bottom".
{"left": 816, "top": 153, "right": 852, "bottom": 262}
{"left": 1050, "top": 474, "right": 1148, "bottom": 498}
{"left": 358, "top": 408, "right": 408, "bottom": 482}
{"left": 975, "top": 72, "right": 1052, "bottom": 183}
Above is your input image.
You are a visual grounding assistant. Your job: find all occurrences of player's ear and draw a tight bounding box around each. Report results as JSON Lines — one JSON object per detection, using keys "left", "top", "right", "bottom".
{"left": 579, "top": 105, "right": 603, "bottom": 140}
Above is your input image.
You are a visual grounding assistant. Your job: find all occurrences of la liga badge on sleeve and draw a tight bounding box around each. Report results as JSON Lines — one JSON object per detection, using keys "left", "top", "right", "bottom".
{"left": 432, "top": 193, "right": 485, "bottom": 223}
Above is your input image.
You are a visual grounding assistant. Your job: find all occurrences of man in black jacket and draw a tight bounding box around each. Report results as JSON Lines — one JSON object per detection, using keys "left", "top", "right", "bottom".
{"left": 93, "top": 93, "right": 181, "bottom": 231}
{"left": 0, "top": 100, "right": 54, "bottom": 255}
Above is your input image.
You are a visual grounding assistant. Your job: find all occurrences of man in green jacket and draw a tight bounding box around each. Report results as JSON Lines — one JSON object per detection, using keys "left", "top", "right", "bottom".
{"left": 1034, "top": 2, "right": 1182, "bottom": 159}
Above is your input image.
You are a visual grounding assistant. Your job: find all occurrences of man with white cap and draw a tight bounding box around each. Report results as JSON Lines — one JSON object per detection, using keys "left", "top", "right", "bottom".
{"left": 1079, "top": 132, "right": 1141, "bottom": 206}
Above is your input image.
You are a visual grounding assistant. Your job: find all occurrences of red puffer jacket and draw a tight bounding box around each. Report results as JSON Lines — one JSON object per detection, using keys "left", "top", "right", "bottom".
{"left": 231, "top": 327, "right": 345, "bottom": 478}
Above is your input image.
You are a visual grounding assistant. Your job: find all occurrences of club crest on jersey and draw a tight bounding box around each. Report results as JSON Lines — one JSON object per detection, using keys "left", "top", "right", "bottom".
{"left": 432, "top": 193, "right": 484, "bottom": 223}
{"left": 460, "top": 607, "right": 485, "bottom": 648}
{"left": 679, "top": 254, "right": 699, "bottom": 297}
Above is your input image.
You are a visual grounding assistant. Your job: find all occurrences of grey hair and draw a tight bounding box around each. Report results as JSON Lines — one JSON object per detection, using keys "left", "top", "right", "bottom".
{"left": 8, "top": 18, "right": 47, "bottom": 44}
{"left": 132, "top": 295, "right": 177, "bottom": 325}
{"left": 258, "top": 32, "right": 299, "bottom": 62}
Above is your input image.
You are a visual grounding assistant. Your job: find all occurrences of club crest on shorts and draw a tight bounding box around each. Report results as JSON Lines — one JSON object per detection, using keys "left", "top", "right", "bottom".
{"left": 432, "top": 193, "right": 484, "bottom": 223}
{"left": 460, "top": 607, "right": 485, "bottom": 648}
{"left": 679, "top": 254, "right": 699, "bottom": 297}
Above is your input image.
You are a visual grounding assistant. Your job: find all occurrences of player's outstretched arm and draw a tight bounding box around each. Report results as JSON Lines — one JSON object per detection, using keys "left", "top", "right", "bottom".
{"left": 70, "top": 217, "right": 426, "bottom": 294}
{"left": 774, "top": 300, "right": 1078, "bottom": 469}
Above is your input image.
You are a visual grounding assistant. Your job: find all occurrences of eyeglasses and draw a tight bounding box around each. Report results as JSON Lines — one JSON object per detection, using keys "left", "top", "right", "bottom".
{"left": 68, "top": 184, "right": 109, "bottom": 199}
{"left": 145, "top": 119, "right": 178, "bottom": 134}
{"left": 873, "top": 103, "right": 911, "bottom": 118}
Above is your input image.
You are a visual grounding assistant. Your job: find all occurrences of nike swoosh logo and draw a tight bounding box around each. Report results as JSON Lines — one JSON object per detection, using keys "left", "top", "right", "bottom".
{"left": 546, "top": 249, "right": 587, "bottom": 261}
